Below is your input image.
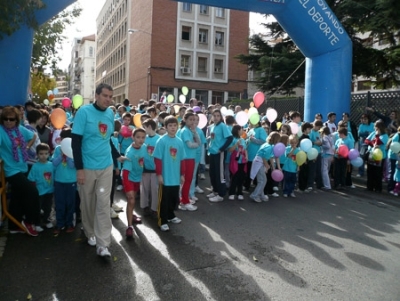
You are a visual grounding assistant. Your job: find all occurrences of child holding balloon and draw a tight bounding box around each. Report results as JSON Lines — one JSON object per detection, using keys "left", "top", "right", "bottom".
{"left": 333, "top": 128, "right": 354, "bottom": 190}
{"left": 321, "top": 126, "right": 334, "bottom": 190}
{"left": 387, "top": 126, "right": 400, "bottom": 193}
{"left": 283, "top": 135, "right": 300, "bottom": 197}
{"left": 390, "top": 153, "right": 400, "bottom": 196}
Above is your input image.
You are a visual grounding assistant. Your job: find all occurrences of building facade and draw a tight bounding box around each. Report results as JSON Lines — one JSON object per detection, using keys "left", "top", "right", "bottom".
{"left": 96, "top": 0, "right": 249, "bottom": 106}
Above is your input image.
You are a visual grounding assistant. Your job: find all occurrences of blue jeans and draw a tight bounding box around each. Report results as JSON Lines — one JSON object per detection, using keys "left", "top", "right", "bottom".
{"left": 250, "top": 167, "right": 266, "bottom": 200}
{"left": 54, "top": 181, "right": 76, "bottom": 228}
{"left": 283, "top": 171, "right": 297, "bottom": 195}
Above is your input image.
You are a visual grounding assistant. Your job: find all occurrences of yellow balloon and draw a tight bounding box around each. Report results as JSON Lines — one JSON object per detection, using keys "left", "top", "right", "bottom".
{"left": 249, "top": 102, "right": 254, "bottom": 108}
{"left": 372, "top": 148, "right": 383, "bottom": 161}
{"left": 296, "top": 151, "right": 307, "bottom": 166}
{"left": 133, "top": 113, "right": 142, "bottom": 128}
{"left": 167, "top": 95, "right": 174, "bottom": 103}
{"left": 277, "top": 122, "right": 282, "bottom": 130}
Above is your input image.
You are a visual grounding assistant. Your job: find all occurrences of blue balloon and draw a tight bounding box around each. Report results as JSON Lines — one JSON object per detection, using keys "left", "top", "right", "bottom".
{"left": 351, "top": 157, "right": 364, "bottom": 168}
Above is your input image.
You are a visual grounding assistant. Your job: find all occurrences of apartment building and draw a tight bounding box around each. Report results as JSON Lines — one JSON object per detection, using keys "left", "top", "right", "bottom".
{"left": 96, "top": 0, "right": 249, "bottom": 105}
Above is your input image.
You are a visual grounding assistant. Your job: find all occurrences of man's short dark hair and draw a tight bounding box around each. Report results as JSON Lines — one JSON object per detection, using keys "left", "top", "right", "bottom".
{"left": 95, "top": 83, "right": 113, "bottom": 95}
{"left": 27, "top": 108, "right": 42, "bottom": 123}
{"left": 36, "top": 143, "right": 50, "bottom": 153}
{"left": 142, "top": 119, "right": 157, "bottom": 130}
{"left": 327, "top": 112, "right": 336, "bottom": 118}
{"left": 164, "top": 116, "right": 178, "bottom": 127}
{"left": 123, "top": 99, "right": 130, "bottom": 106}
{"left": 25, "top": 101, "right": 36, "bottom": 109}
{"left": 301, "top": 122, "right": 313, "bottom": 132}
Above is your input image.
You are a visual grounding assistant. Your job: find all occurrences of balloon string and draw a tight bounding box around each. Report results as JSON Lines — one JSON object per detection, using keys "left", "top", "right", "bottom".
{"left": 268, "top": 59, "right": 305, "bottom": 98}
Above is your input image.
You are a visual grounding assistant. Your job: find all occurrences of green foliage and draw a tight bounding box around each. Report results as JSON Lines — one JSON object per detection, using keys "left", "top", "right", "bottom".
{"left": 238, "top": 0, "right": 400, "bottom": 93}
{"left": 0, "top": 0, "right": 45, "bottom": 40}
{"left": 31, "top": 72, "right": 57, "bottom": 103}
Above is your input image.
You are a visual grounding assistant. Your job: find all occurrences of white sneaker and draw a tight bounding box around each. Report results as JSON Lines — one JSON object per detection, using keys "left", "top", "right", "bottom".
{"left": 228, "top": 195, "right": 235, "bottom": 200}
{"left": 178, "top": 203, "right": 198, "bottom": 211}
{"left": 160, "top": 224, "right": 170, "bottom": 231}
{"left": 87, "top": 236, "right": 96, "bottom": 247}
{"left": 273, "top": 186, "right": 279, "bottom": 192}
{"left": 97, "top": 246, "right": 111, "bottom": 257}
{"left": 394, "top": 193, "right": 399, "bottom": 196}
{"left": 270, "top": 193, "right": 279, "bottom": 197}
{"left": 251, "top": 196, "right": 262, "bottom": 203}
{"left": 45, "top": 222, "right": 53, "bottom": 229}
{"left": 191, "top": 195, "right": 198, "bottom": 201}
{"left": 110, "top": 208, "right": 119, "bottom": 219}
{"left": 350, "top": 185, "right": 356, "bottom": 189}
{"left": 112, "top": 203, "right": 123, "bottom": 212}
{"left": 189, "top": 199, "right": 196, "bottom": 205}
{"left": 305, "top": 187, "right": 313, "bottom": 192}
{"left": 200, "top": 173, "right": 206, "bottom": 180}
{"left": 283, "top": 194, "right": 288, "bottom": 198}
{"left": 35, "top": 225, "right": 44, "bottom": 232}
{"left": 238, "top": 195, "right": 244, "bottom": 200}
{"left": 389, "top": 190, "right": 395, "bottom": 195}
{"left": 116, "top": 185, "right": 123, "bottom": 191}
{"left": 207, "top": 192, "right": 216, "bottom": 198}
{"left": 290, "top": 193, "right": 296, "bottom": 198}
{"left": 168, "top": 217, "right": 182, "bottom": 224}
{"left": 205, "top": 164, "right": 210, "bottom": 170}
{"left": 195, "top": 186, "right": 204, "bottom": 193}
{"left": 209, "top": 195, "right": 224, "bottom": 202}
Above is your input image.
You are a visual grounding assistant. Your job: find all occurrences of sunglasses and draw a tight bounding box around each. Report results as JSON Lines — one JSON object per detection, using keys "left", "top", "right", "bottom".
{"left": 4, "top": 117, "right": 16, "bottom": 122}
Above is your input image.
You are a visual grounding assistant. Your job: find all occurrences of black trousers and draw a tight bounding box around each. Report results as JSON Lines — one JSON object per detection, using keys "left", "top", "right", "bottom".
{"left": 158, "top": 185, "right": 179, "bottom": 226}
{"left": 229, "top": 163, "right": 246, "bottom": 196}
{"left": 367, "top": 162, "right": 383, "bottom": 192}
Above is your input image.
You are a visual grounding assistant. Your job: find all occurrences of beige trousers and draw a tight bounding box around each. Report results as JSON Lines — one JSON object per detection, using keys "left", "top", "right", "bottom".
{"left": 140, "top": 173, "right": 159, "bottom": 212}
{"left": 78, "top": 165, "right": 113, "bottom": 248}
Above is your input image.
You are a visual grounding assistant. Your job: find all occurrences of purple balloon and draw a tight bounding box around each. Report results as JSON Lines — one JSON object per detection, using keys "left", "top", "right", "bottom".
{"left": 193, "top": 106, "right": 201, "bottom": 112}
{"left": 348, "top": 149, "right": 359, "bottom": 161}
{"left": 273, "top": 142, "right": 286, "bottom": 157}
{"left": 271, "top": 169, "right": 284, "bottom": 182}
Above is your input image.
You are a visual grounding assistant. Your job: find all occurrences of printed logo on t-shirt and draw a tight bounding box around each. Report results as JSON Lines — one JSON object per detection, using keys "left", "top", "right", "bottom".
{"left": 147, "top": 145, "right": 154, "bottom": 156}
{"left": 170, "top": 146, "right": 177, "bottom": 160}
{"left": 62, "top": 154, "right": 67, "bottom": 167}
{"left": 138, "top": 157, "right": 144, "bottom": 168}
{"left": 43, "top": 172, "right": 52, "bottom": 184}
{"left": 14, "top": 137, "right": 21, "bottom": 147}
{"left": 211, "top": 133, "right": 215, "bottom": 140}
{"left": 98, "top": 122, "right": 108, "bottom": 138}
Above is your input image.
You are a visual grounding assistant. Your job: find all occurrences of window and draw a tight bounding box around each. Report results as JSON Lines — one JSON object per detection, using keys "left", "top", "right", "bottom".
{"left": 215, "top": 8, "right": 225, "bottom": 18}
{"left": 215, "top": 31, "right": 224, "bottom": 46}
{"left": 199, "top": 29, "right": 208, "bottom": 43}
{"left": 182, "top": 26, "right": 191, "bottom": 41}
{"left": 198, "top": 57, "right": 207, "bottom": 72}
{"left": 182, "top": 3, "right": 191, "bottom": 12}
{"left": 200, "top": 5, "right": 209, "bottom": 15}
{"left": 214, "top": 59, "right": 223, "bottom": 73}
{"left": 89, "top": 46, "right": 94, "bottom": 57}
{"left": 181, "top": 55, "right": 190, "bottom": 68}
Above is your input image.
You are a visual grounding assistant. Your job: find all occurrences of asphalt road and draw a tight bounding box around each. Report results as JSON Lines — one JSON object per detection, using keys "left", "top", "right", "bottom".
{"left": 0, "top": 177, "right": 399, "bottom": 301}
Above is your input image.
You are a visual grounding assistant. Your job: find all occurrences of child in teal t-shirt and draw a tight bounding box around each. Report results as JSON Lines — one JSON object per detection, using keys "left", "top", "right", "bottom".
{"left": 228, "top": 125, "right": 247, "bottom": 200}
{"left": 28, "top": 143, "right": 54, "bottom": 231}
{"left": 282, "top": 135, "right": 299, "bottom": 197}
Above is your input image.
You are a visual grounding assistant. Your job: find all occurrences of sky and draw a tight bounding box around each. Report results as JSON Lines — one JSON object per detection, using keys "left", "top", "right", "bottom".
{"left": 58, "top": 0, "right": 268, "bottom": 70}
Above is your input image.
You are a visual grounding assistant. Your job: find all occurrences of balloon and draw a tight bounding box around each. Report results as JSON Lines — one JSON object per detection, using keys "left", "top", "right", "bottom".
{"left": 289, "top": 122, "right": 299, "bottom": 134}
{"left": 372, "top": 148, "right": 383, "bottom": 161}
{"left": 225, "top": 109, "right": 234, "bottom": 116}
{"left": 173, "top": 105, "right": 180, "bottom": 114}
{"left": 249, "top": 102, "right": 254, "bottom": 108}
{"left": 197, "top": 113, "right": 208, "bottom": 129}
{"left": 133, "top": 113, "right": 142, "bottom": 128}
{"left": 241, "top": 132, "right": 247, "bottom": 139}
{"left": 266, "top": 108, "right": 277, "bottom": 123}
{"left": 307, "top": 148, "right": 318, "bottom": 160}
{"left": 182, "top": 86, "right": 189, "bottom": 96}
{"left": 248, "top": 107, "right": 258, "bottom": 117}
{"left": 300, "top": 138, "right": 312, "bottom": 152}
{"left": 60, "top": 138, "right": 73, "bottom": 158}
{"left": 390, "top": 142, "right": 400, "bottom": 153}
{"left": 276, "top": 122, "right": 282, "bottom": 130}
{"left": 249, "top": 114, "right": 260, "bottom": 125}
{"left": 220, "top": 106, "right": 228, "bottom": 116}
{"left": 296, "top": 151, "right": 307, "bottom": 166}
{"left": 53, "top": 88, "right": 59, "bottom": 95}
{"left": 179, "top": 94, "right": 186, "bottom": 104}
{"left": 48, "top": 94, "right": 55, "bottom": 101}
{"left": 62, "top": 97, "right": 71, "bottom": 108}
{"left": 273, "top": 142, "right": 286, "bottom": 157}
{"left": 271, "top": 169, "right": 284, "bottom": 182}
{"left": 47, "top": 90, "right": 53, "bottom": 96}
{"left": 121, "top": 125, "right": 132, "bottom": 138}
{"left": 337, "top": 144, "right": 349, "bottom": 158}
{"left": 72, "top": 94, "right": 84, "bottom": 109}
{"left": 43, "top": 99, "right": 49, "bottom": 105}
{"left": 348, "top": 149, "right": 359, "bottom": 161}
{"left": 253, "top": 92, "right": 265, "bottom": 108}
{"left": 193, "top": 106, "right": 201, "bottom": 113}
{"left": 351, "top": 157, "right": 364, "bottom": 167}
{"left": 235, "top": 111, "right": 249, "bottom": 126}
{"left": 50, "top": 108, "right": 67, "bottom": 129}
{"left": 167, "top": 95, "right": 174, "bottom": 103}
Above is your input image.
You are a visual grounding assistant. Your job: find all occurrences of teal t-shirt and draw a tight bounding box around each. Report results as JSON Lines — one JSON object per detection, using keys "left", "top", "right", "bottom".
{"left": 195, "top": 127, "right": 206, "bottom": 163}
{"left": 28, "top": 161, "right": 54, "bottom": 195}
{"left": 282, "top": 146, "right": 299, "bottom": 173}
{"left": 52, "top": 145, "right": 77, "bottom": 183}
{"left": 122, "top": 144, "right": 147, "bottom": 182}
{"left": 208, "top": 122, "right": 232, "bottom": 155}
{"left": 256, "top": 143, "right": 274, "bottom": 161}
{"left": 71, "top": 104, "right": 114, "bottom": 170}
{"left": 111, "top": 136, "right": 121, "bottom": 170}
{"left": 144, "top": 134, "right": 160, "bottom": 171}
{"left": 358, "top": 123, "right": 374, "bottom": 141}
{"left": 119, "top": 125, "right": 135, "bottom": 154}
{"left": 0, "top": 125, "right": 34, "bottom": 177}
{"left": 247, "top": 126, "right": 267, "bottom": 161}
{"left": 153, "top": 135, "right": 186, "bottom": 186}
{"left": 366, "top": 132, "right": 389, "bottom": 159}
{"left": 388, "top": 133, "right": 399, "bottom": 159}
{"left": 180, "top": 126, "right": 198, "bottom": 160}
{"left": 309, "top": 129, "right": 321, "bottom": 153}
{"left": 334, "top": 136, "right": 355, "bottom": 158}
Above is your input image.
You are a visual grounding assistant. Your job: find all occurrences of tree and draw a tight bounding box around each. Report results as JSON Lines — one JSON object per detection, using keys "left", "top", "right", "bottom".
{"left": 0, "top": 0, "right": 44, "bottom": 40}
{"left": 238, "top": 0, "right": 400, "bottom": 93}
{"left": 31, "top": 71, "right": 57, "bottom": 104}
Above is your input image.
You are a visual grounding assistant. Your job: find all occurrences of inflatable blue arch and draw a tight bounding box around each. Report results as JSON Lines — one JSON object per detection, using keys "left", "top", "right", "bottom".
{"left": 0, "top": 0, "right": 76, "bottom": 107}
{"left": 175, "top": 0, "right": 352, "bottom": 122}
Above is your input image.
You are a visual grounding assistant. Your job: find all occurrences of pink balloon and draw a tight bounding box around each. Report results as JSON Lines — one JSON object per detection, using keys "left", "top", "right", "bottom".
{"left": 253, "top": 92, "right": 265, "bottom": 108}
{"left": 197, "top": 113, "right": 208, "bottom": 129}
{"left": 271, "top": 169, "right": 284, "bottom": 182}
{"left": 338, "top": 145, "right": 349, "bottom": 158}
{"left": 121, "top": 125, "right": 132, "bottom": 138}
{"left": 62, "top": 98, "right": 71, "bottom": 108}
{"left": 266, "top": 108, "right": 277, "bottom": 123}
{"left": 289, "top": 122, "right": 299, "bottom": 134}
{"left": 273, "top": 142, "right": 286, "bottom": 157}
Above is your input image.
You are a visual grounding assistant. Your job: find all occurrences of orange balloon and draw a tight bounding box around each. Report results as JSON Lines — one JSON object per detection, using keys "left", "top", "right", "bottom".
{"left": 133, "top": 113, "right": 142, "bottom": 128}
{"left": 50, "top": 108, "right": 67, "bottom": 129}
{"left": 241, "top": 132, "right": 247, "bottom": 139}
{"left": 48, "top": 94, "right": 55, "bottom": 100}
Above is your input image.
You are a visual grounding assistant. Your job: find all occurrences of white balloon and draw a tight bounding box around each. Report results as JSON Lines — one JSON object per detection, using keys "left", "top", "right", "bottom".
{"left": 300, "top": 138, "right": 312, "bottom": 152}
{"left": 248, "top": 107, "right": 258, "bottom": 116}
{"left": 197, "top": 113, "right": 208, "bottom": 129}
{"left": 266, "top": 108, "right": 278, "bottom": 123}
{"left": 307, "top": 148, "right": 318, "bottom": 160}
{"left": 225, "top": 109, "right": 234, "bottom": 116}
{"left": 60, "top": 138, "right": 73, "bottom": 158}
{"left": 220, "top": 106, "right": 228, "bottom": 116}
{"left": 235, "top": 111, "right": 249, "bottom": 126}
{"left": 179, "top": 94, "right": 186, "bottom": 104}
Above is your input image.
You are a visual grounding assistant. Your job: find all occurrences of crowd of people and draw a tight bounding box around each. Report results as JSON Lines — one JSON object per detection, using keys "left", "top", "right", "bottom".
{"left": 0, "top": 83, "right": 399, "bottom": 258}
